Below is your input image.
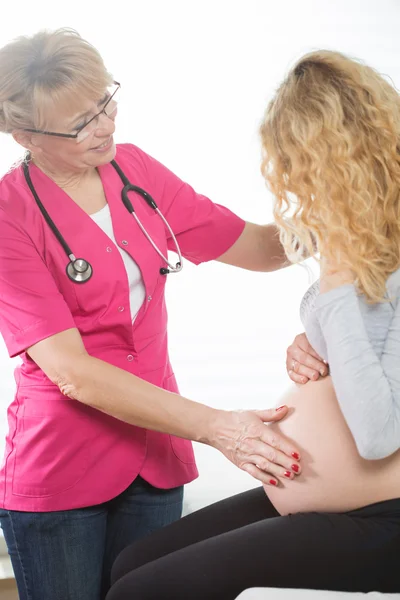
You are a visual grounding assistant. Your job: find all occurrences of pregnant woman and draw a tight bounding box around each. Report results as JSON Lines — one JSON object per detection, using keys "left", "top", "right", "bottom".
{"left": 106, "top": 50, "right": 400, "bottom": 599}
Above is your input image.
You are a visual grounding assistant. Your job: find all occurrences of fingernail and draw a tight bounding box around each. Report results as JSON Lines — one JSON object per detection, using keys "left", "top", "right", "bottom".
{"left": 323, "top": 360, "right": 328, "bottom": 364}
{"left": 320, "top": 369, "right": 326, "bottom": 376}
{"left": 292, "top": 452, "right": 300, "bottom": 460}
{"left": 292, "top": 464, "right": 300, "bottom": 473}
{"left": 269, "top": 479, "right": 278, "bottom": 486}
{"left": 275, "top": 405, "right": 286, "bottom": 412}
{"left": 284, "top": 471, "right": 292, "bottom": 479}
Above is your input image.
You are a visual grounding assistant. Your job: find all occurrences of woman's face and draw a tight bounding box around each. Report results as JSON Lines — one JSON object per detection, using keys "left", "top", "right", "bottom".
{"left": 29, "top": 85, "right": 118, "bottom": 173}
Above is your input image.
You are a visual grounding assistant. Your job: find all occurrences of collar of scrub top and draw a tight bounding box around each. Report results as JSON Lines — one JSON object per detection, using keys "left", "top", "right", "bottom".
{"left": 22, "top": 154, "right": 183, "bottom": 283}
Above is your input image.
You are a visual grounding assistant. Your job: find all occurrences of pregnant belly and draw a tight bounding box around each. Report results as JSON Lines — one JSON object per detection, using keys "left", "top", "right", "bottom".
{"left": 266, "top": 377, "right": 400, "bottom": 515}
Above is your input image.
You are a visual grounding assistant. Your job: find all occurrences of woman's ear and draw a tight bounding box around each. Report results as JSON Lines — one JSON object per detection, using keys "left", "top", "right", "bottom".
{"left": 12, "top": 130, "right": 43, "bottom": 156}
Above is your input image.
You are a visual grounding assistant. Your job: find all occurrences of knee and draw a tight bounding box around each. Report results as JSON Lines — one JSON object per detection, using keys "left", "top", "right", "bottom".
{"left": 110, "top": 529, "right": 174, "bottom": 586}
{"left": 106, "top": 575, "right": 128, "bottom": 600}
{"left": 110, "top": 545, "right": 134, "bottom": 586}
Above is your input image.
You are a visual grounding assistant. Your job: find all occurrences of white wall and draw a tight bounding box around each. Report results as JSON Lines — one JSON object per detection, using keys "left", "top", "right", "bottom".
{"left": 0, "top": 0, "right": 399, "bottom": 512}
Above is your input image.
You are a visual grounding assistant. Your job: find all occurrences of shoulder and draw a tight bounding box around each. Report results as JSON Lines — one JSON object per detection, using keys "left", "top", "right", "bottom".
{"left": 0, "top": 161, "right": 33, "bottom": 227}
{"left": 114, "top": 143, "right": 177, "bottom": 182}
{"left": 387, "top": 268, "right": 400, "bottom": 306}
{"left": 115, "top": 142, "right": 147, "bottom": 162}
{"left": 114, "top": 143, "right": 155, "bottom": 173}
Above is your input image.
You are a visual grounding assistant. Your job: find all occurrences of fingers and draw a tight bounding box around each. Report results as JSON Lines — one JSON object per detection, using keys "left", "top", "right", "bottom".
{"left": 250, "top": 411, "right": 301, "bottom": 465}
{"left": 253, "top": 406, "right": 289, "bottom": 423}
{"left": 255, "top": 455, "right": 299, "bottom": 481}
{"left": 288, "top": 349, "right": 327, "bottom": 376}
{"left": 288, "top": 361, "right": 321, "bottom": 383}
{"left": 243, "top": 454, "right": 301, "bottom": 487}
{"left": 242, "top": 463, "right": 280, "bottom": 486}
{"left": 252, "top": 437, "right": 301, "bottom": 474}
{"left": 288, "top": 370, "right": 309, "bottom": 384}
{"left": 298, "top": 334, "right": 324, "bottom": 362}
{"left": 286, "top": 333, "right": 329, "bottom": 383}
{"left": 297, "top": 334, "right": 327, "bottom": 368}
{"left": 212, "top": 410, "right": 301, "bottom": 487}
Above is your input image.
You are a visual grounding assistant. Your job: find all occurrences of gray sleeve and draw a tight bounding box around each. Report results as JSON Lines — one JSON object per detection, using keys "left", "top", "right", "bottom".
{"left": 314, "top": 284, "right": 400, "bottom": 460}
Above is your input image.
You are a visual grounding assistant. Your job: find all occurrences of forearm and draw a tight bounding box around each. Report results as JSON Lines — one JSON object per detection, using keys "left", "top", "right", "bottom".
{"left": 217, "top": 222, "right": 290, "bottom": 272}
{"left": 58, "top": 353, "right": 218, "bottom": 443}
{"left": 257, "top": 224, "right": 290, "bottom": 272}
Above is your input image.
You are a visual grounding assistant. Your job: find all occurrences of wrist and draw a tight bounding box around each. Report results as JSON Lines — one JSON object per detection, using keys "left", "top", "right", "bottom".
{"left": 190, "top": 405, "right": 222, "bottom": 445}
{"left": 197, "top": 408, "right": 232, "bottom": 448}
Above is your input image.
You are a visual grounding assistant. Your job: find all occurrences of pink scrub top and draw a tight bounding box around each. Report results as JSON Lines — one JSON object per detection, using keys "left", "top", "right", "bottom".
{"left": 0, "top": 144, "right": 245, "bottom": 511}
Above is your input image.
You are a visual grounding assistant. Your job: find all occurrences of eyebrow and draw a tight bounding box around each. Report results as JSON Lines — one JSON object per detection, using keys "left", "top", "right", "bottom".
{"left": 68, "top": 92, "right": 110, "bottom": 127}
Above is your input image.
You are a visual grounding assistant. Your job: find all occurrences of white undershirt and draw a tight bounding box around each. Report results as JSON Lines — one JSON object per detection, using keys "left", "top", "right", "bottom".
{"left": 90, "top": 204, "right": 146, "bottom": 322}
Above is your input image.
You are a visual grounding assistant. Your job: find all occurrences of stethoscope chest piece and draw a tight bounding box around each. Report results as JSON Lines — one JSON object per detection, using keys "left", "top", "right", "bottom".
{"left": 23, "top": 157, "right": 183, "bottom": 284}
{"left": 66, "top": 258, "right": 93, "bottom": 283}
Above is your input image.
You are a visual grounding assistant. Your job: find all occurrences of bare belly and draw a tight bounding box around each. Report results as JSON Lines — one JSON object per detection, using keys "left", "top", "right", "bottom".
{"left": 266, "top": 377, "right": 400, "bottom": 515}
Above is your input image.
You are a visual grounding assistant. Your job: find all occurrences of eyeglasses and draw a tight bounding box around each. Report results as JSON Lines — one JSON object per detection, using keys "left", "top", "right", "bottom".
{"left": 24, "top": 81, "right": 120, "bottom": 144}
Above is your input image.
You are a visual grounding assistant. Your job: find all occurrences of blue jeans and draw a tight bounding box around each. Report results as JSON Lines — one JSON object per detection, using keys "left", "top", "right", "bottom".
{"left": 0, "top": 476, "right": 183, "bottom": 600}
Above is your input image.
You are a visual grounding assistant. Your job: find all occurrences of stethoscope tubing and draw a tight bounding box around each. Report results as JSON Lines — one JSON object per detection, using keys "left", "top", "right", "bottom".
{"left": 23, "top": 160, "right": 75, "bottom": 260}
{"left": 23, "top": 158, "right": 183, "bottom": 282}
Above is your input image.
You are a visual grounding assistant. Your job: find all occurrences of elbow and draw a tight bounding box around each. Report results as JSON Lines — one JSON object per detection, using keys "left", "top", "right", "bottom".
{"left": 53, "top": 358, "right": 87, "bottom": 402}
{"left": 357, "top": 444, "right": 381, "bottom": 461}
{"left": 355, "top": 412, "right": 400, "bottom": 460}
{"left": 356, "top": 438, "right": 396, "bottom": 461}
{"left": 56, "top": 375, "right": 80, "bottom": 401}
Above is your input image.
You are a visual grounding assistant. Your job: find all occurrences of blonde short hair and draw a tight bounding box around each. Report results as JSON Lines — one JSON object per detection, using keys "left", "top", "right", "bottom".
{"left": 0, "top": 28, "right": 113, "bottom": 133}
{"left": 260, "top": 50, "right": 400, "bottom": 303}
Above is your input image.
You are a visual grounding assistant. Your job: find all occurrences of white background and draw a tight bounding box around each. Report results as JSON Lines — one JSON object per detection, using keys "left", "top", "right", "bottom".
{"left": 0, "top": 0, "right": 399, "bottom": 512}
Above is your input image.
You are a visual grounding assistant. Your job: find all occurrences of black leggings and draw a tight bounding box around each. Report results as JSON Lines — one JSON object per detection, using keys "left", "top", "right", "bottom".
{"left": 106, "top": 488, "right": 400, "bottom": 600}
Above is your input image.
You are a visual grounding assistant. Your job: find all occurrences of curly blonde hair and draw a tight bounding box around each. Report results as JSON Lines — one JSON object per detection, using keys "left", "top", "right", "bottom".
{"left": 260, "top": 50, "right": 400, "bottom": 302}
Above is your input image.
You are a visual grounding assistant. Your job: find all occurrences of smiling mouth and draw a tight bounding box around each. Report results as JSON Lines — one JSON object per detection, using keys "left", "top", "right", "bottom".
{"left": 92, "top": 137, "right": 111, "bottom": 150}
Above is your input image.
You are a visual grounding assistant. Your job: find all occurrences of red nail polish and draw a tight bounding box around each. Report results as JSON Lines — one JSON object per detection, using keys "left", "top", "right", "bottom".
{"left": 275, "top": 405, "right": 286, "bottom": 412}
{"left": 292, "top": 452, "right": 300, "bottom": 460}
{"left": 269, "top": 479, "right": 277, "bottom": 486}
{"left": 292, "top": 464, "right": 300, "bottom": 473}
{"left": 284, "top": 471, "right": 292, "bottom": 478}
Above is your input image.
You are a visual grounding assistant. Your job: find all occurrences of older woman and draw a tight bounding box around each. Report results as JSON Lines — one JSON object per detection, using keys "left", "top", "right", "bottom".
{"left": 106, "top": 51, "right": 400, "bottom": 599}
{"left": 0, "top": 28, "right": 302, "bottom": 600}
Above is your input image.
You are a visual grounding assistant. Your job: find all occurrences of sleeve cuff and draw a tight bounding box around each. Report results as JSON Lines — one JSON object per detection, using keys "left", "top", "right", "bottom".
{"left": 181, "top": 213, "right": 246, "bottom": 266}
{"left": 6, "top": 313, "right": 76, "bottom": 358}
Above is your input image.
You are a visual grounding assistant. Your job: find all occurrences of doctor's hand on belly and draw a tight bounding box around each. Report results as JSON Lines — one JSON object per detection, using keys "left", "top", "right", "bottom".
{"left": 286, "top": 332, "right": 329, "bottom": 384}
{"left": 210, "top": 406, "right": 302, "bottom": 486}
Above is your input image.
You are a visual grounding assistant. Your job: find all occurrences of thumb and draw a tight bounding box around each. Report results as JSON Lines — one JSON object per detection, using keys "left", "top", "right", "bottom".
{"left": 253, "top": 405, "right": 288, "bottom": 423}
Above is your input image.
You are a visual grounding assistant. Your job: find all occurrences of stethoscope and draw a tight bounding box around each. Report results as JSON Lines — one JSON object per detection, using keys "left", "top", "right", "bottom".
{"left": 23, "top": 158, "right": 183, "bottom": 283}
